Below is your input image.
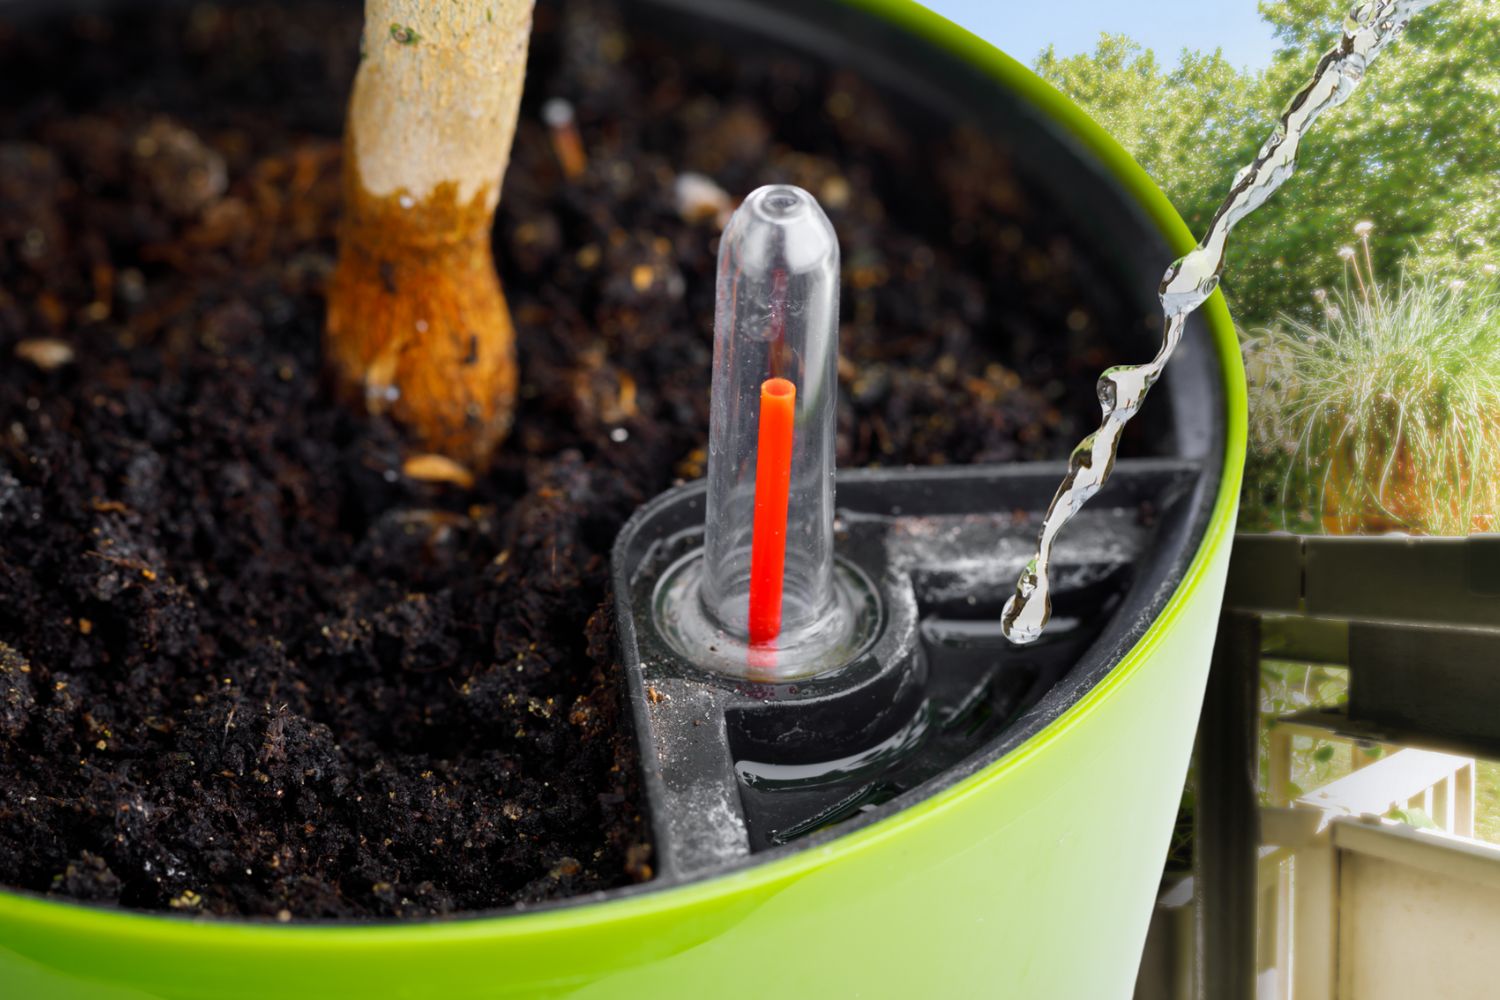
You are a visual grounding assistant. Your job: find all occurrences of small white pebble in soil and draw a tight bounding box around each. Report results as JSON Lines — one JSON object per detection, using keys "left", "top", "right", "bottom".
{"left": 819, "top": 175, "right": 851, "bottom": 210}
{"left": 14, "top": 339, "right": 75, "bottom": 372}
{"left": 674, "top": 172, "right": 733, "bottom": 228}
{"left": 541, "top": 97, "right": 575, "bottom": 129}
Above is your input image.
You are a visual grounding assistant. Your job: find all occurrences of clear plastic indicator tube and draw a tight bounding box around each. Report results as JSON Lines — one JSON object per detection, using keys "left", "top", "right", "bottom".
{"left": 651, "top": 184, "right": 876, "bottom": 678}
{"left": 702, "top": 185, "right": 839, "bottom": 651}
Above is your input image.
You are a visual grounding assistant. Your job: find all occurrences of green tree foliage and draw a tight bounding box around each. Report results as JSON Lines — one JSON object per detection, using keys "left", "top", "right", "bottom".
{"left": 1032, "top": 37, "right": 1264, "bottom": 239}
{"left": 1033, "top": 0, "right": 1498, "bottom": 325}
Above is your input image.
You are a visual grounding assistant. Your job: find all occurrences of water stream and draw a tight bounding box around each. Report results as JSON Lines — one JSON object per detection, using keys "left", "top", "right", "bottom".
{"left": 1001, "top": 0, "right": 1443, "bottom": 644}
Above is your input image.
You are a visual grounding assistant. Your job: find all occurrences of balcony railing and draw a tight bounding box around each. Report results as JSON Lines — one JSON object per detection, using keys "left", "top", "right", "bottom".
{"left": 1141, "top": 533, "right": 1500, "bottom": 1000}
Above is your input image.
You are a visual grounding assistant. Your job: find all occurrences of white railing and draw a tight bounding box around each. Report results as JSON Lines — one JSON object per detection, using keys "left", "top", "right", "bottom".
{"left": 1173, "top": 534, "right": 1500, "bottom": 1000}
{"left": 1266, "top": 715, "right": 1474, "bottom": 832}
{"left": 1182, "top": 539, "right": 1500, "bottom": 1000}
{"left": 1259, "top": 740, "right": 1477, "bottom": 1000}
{"left": 1139, "top": 733, "right": 1487, "bottom": 1000}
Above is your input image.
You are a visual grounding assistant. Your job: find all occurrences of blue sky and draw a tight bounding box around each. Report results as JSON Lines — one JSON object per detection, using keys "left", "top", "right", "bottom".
{"left": 918, "top": 1, "right": 1279, "bottom": 69}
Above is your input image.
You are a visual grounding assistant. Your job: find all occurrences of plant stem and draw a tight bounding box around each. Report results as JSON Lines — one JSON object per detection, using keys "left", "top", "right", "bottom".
{"left": 326, "top": 0, "right": 535, "bottom": 468}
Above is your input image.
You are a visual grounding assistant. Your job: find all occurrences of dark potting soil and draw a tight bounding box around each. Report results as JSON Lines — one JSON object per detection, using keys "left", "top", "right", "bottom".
{"left": 0, "top": 0, "right": 1155, "bottom": 919}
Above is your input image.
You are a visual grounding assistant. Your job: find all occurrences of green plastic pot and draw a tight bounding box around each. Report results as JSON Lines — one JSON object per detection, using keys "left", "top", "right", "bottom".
{"left": 0, "top": 0, "right": 1247, "bottom": 996}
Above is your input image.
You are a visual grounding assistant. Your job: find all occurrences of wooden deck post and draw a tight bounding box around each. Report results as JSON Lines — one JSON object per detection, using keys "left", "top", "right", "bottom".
{"left": 1194, "top": 609, "right": 1260, "bottom": 1000}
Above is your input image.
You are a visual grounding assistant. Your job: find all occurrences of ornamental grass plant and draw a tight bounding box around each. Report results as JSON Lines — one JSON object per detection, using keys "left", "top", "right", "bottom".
{"left": 1243, "top": 223, "right": 1500, "bottom": 535}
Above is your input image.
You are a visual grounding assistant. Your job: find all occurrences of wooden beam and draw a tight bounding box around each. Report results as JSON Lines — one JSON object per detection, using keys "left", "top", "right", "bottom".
{"left": 1194, "top": 610, "right": 1260, "bottom": 1000}
{"left": 1333, "top": 818, "right": 1500, "bottom": 894}
{"left": 1222, "top": 534, "right": 1303, "bottom": 612}
{"left": 1302, "top": 537, "right": 1500, "bottom": 628}
{"left": 1224, "top": 535, "right": 1500, "bottom": 627}
{"left": 1260, "top": 806, "right": 1328, "bottom": 850}
{"left": 1259, "top": 615, "right": 1349, "bottom": 665}
{"left": 1269, "top": 706, "right": 1500, "bottom": 769}
{"left": 1291, "top": 831, "right": 1338, "bottom": 1000}
{"left": 1348, "top": 621, "right": 1500, "bottom": 748}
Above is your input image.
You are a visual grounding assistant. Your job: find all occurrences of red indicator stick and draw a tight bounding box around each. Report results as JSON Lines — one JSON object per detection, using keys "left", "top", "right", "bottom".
{"left": 748, "top": 377, "right": 797, "bottom": 647}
